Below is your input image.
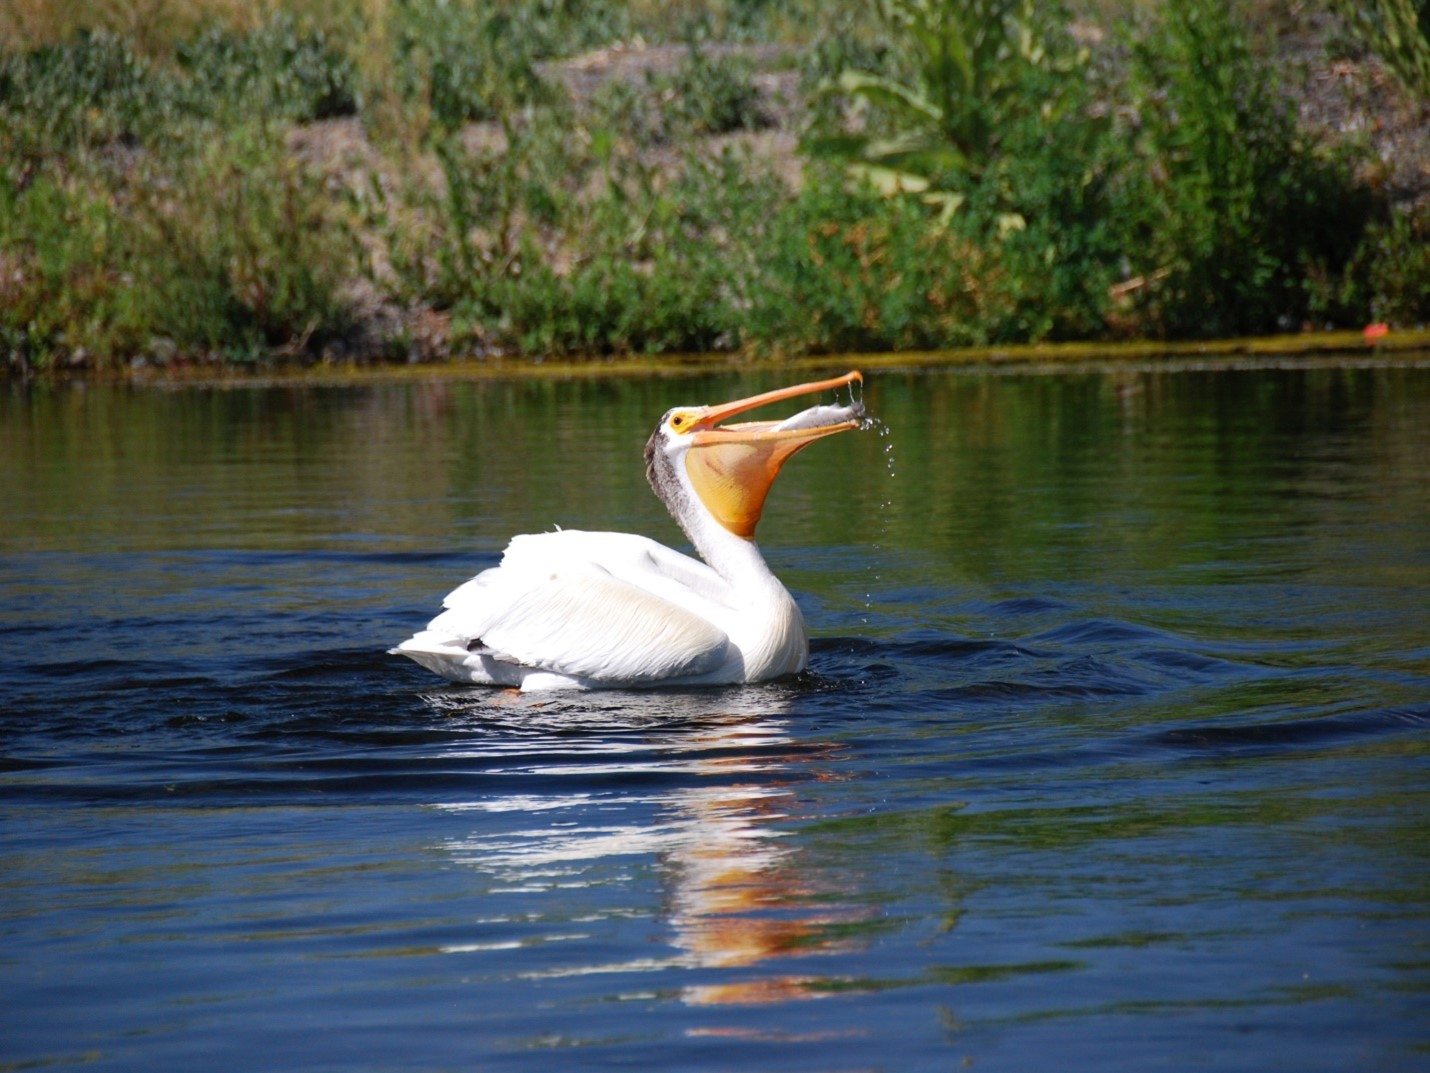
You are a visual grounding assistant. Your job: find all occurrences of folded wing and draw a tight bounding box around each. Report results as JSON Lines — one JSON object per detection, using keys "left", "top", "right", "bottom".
{"left": 395, "top": 530, "right": 732, "bottom": 685}
{"left": 468, "top": 567, "right": 729, "bottom": 682}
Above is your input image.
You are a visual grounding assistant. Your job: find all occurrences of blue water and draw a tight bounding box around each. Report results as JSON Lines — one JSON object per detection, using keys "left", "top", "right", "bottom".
{"left": 1, "top": 363, "right": 1427, "bottom": 1071}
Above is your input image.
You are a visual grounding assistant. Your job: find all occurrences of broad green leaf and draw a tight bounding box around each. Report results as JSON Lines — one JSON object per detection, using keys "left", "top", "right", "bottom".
{"left": 922, "top": 190, "right": 966, "bottom": 225}
{"left": 847, "top": 163, "right": 932, "bottom": 195}
{"left": 834, "top": 70, "right": 944, "bottom": 125}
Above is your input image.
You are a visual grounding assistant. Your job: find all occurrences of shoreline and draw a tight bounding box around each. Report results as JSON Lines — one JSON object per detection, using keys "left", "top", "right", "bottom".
{"left": 18, "top": 328, "right": 1425, "bottom": 390}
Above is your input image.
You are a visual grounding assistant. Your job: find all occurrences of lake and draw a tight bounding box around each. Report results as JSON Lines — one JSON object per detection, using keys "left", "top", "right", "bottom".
{"left": 2, "top": 359, "right": 1427, "bottom": 1072}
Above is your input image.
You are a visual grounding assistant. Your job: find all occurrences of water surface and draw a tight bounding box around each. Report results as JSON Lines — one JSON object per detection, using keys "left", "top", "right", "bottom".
{"left": 2, "top": 363, "right": 1427, "bottom": 1071}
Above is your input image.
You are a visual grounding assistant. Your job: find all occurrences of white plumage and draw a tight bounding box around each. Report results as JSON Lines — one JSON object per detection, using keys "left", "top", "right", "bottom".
{"left": 393, "top": 372, "right": 865, "bottom": 691}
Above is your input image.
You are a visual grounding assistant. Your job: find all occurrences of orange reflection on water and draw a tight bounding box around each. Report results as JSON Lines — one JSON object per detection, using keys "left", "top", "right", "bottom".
{"left": 435, "top": 693, "right": 870, "bottom": 1008}
{"left": 659, "top": 722, "right": 868, "bottom": 1006}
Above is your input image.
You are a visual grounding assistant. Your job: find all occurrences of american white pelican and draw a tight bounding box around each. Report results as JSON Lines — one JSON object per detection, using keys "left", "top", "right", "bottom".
{"left": 393, "top": 370, "right": 866, "bottom": 690}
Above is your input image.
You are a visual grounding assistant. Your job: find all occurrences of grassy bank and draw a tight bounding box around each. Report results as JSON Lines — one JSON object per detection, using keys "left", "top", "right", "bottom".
{"left": 2, "top": 0, "right": 1427, "bottom": 375}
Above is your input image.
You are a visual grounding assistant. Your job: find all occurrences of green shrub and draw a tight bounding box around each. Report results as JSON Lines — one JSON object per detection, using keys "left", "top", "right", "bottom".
{"left": 127, "top": 125, "right": 355, "bottom": 357}
{"left": 474, "top": 249, "right": 731, "bottom": 355}
{"left": 1353, "top": 205, "right": 1430, "bottom": 325}
{"left": 454, "top": 148, "right": 760, "bottom": 355}
{"left": 388, "top": 2, "right": 552, "bottom": 131}
{"left": 651, "top": 43, "right": 769, "bottom": 137}
{"left": 1328, "top": 0, "right": 1430, "bottom": 99}
{"left": 1117, "top": 0, "right": 1377, "bottom": 337}
{"left": 795, "top": 0, "right": 1118, "bottom": 344}
{"left": 0, "top": 171, "right": 151, "bottom": 371}
{"left": 175, "top": 15, "right": 358, "bottom": 123}
{"left": 362, "top": 113, "right": 581, "bottom": 315}
{"left": 0, "top": 122, "right": 355, "bottom": 370}
{"left": 943, "top": 60, "right": 1121, "bottom": 341}
{"left": 738, "top": 174, "right": 1004, "bottom": 354}
{"left": 807, "top": 0, "right": 1087, "bottom": 206}
{"left": 0, "top": 30, "right": 159, "bottom": 157}
{"left": 0, "top": 17, "right": 357, "bottom": 173}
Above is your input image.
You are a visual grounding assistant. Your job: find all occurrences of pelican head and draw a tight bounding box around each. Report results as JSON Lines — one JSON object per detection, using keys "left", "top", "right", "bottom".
{"left": 645, "top": 370, "right": 864, "bottom": 541}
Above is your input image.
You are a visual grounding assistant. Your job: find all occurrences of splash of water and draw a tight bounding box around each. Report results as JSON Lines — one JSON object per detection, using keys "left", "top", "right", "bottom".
{"left": 858, "top": 405, "right": 897, "bottom": 622}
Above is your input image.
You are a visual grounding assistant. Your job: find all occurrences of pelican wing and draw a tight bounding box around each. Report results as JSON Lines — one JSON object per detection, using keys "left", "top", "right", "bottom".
{"left": 496, "top": 530, "right": 729, "bottom": 604}
{"left": 465, "top": 565, "right": 730, "bottom": 682}
{"left": 410, "top": 530, "right": 735, "bottom": 684}
{"left": 397, "top": 530, "right": 738, "bottom": 685}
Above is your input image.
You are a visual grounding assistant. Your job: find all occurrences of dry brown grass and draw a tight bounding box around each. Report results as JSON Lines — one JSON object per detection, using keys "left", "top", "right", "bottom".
{"left": 0, "top": 0, "right": 360, "bottom": 54}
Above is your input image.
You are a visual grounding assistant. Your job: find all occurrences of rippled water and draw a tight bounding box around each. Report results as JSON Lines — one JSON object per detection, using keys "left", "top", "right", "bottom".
{"left": 2, "top": 363, "right": 1428, "bottom": 1071}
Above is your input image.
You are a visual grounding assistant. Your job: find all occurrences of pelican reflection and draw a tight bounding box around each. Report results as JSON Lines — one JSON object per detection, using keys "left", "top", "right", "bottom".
{"left": 428, "top": 687, "right": 869, "bottom": 1006}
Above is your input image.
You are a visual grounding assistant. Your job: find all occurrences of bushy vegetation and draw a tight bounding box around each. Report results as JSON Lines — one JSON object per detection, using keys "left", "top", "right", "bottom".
{"left": 1113, "top": 0, "right": 1379, "bottom": 337}
{"left": 0, "top": 21, "right": 358, "bottom": 367}
{"left": 1329, "top": 0, "right": 1430, "bottom": 98}
{"left": 1, "top": 0, "right": 1425, "bottom": 374}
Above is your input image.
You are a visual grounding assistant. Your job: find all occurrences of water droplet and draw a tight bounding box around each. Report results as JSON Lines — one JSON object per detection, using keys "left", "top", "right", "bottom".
{"left": 854, "top": 412, "right": 896, "bottom": 617}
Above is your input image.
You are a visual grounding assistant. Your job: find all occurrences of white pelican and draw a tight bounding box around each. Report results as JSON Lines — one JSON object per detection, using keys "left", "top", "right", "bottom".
{"left": 393, "top": 370, "right": 866, "bottom": 690}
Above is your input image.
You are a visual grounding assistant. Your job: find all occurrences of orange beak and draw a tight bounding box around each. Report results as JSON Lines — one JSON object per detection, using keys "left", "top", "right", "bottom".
{"left": 684, "top": 371, "right": 864, "bottom": 539}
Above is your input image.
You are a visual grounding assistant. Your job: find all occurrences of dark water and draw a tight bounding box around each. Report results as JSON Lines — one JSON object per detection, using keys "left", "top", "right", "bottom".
{"left": 2, "top": 363, "right": 1427, "bottom": 1072}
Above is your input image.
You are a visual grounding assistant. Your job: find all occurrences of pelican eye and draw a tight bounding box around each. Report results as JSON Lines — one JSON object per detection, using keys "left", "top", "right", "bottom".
{"left": 668, "top": 410, "right": 698, "bottom": 433}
